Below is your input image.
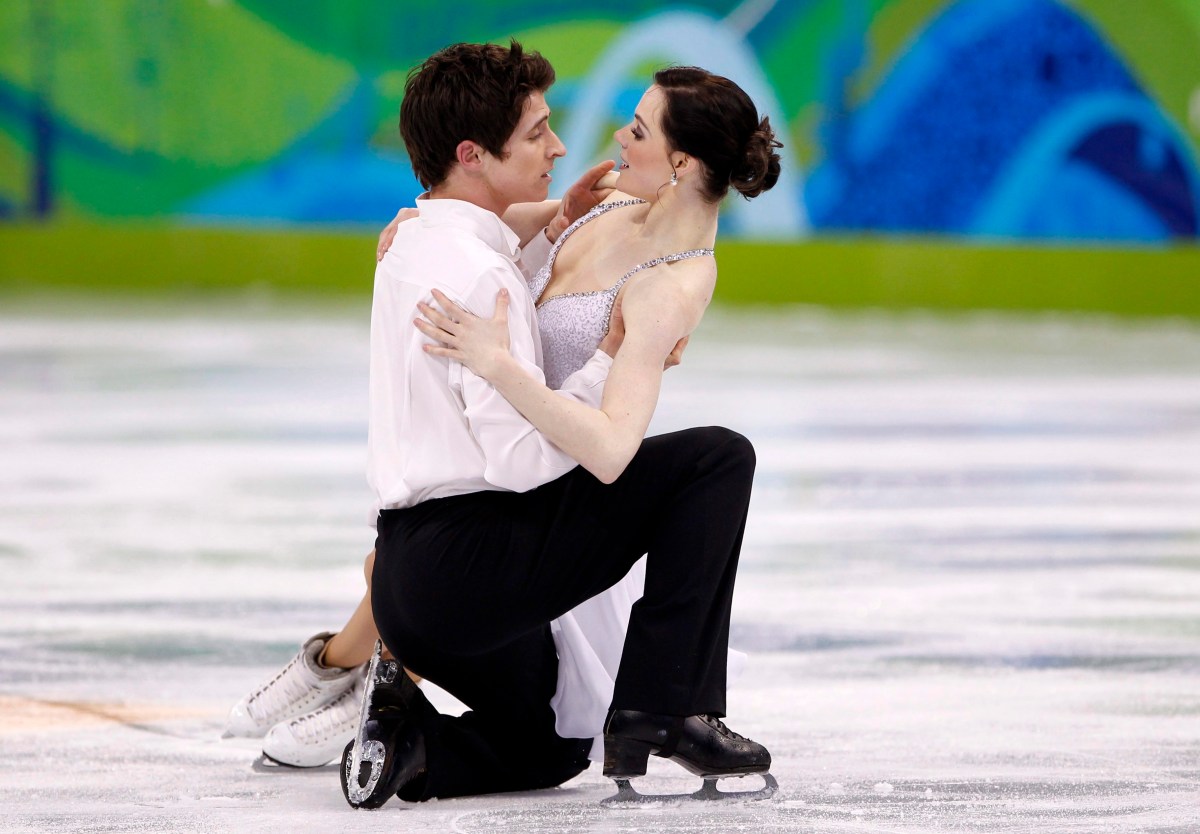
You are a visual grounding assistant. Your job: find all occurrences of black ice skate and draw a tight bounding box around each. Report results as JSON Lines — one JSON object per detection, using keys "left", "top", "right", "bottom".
{"left": 602, "top": 709, "right": 778, "bottom": 803}
{"left": 339, "top": 641, "right": 428, "bottom": 809}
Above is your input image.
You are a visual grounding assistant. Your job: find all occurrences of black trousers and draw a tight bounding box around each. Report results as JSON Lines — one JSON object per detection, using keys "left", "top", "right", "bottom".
{"left": 372, "top": 426, "right": 755, "bottom": 800}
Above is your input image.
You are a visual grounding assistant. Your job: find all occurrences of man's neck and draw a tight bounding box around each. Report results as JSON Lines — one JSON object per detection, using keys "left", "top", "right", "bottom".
{"left": 428, "top": 176, "right": 509, "bottom": 219}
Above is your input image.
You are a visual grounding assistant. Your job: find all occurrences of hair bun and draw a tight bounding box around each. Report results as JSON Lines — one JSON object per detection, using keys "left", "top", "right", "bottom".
{"left": 730, "top": 116, "right": 782, "bottom": 199}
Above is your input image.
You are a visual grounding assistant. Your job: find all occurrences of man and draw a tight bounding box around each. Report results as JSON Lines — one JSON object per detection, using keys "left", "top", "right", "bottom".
{"left": 343, "top": 40, "right": 771, "bottom": 808}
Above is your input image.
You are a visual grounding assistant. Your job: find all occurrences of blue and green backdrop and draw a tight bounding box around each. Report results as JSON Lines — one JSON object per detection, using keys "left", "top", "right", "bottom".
{"left": 2, "top": 0, "right": 1198, "bottom": 314}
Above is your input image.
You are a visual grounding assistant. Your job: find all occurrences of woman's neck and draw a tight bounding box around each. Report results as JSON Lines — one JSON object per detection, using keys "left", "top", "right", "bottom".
{"left": 632, "top": 188, "right": 720, "bottom": 251}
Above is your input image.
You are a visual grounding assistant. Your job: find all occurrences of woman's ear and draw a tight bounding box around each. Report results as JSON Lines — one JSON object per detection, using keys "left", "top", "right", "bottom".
{"left": 671, "top": 153, "right": 694, "bottom": 176}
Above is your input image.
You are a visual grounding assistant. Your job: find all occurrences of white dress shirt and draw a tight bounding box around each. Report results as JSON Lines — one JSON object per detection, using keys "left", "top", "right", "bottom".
{"left": 367, "top": 197, "right": 610, "bottom": 511}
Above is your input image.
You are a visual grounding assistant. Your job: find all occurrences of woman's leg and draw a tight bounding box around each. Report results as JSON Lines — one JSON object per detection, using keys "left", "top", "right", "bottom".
{"left": 320, "top": 550, "right": 419, "bottom": 678}
{"left": 321, "top": 551, "right": 384, "bottom": 668}
{"left": 229, "top": 549, "right": 408, "bottom": 744}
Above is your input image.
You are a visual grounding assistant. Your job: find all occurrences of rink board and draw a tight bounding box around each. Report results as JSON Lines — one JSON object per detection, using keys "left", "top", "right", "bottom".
{"left": 2, "top": 223, "right": 1198, "bottom": 317}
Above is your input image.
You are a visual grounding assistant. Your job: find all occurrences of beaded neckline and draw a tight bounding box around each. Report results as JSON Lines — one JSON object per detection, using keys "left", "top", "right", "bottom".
{"left": 534, "top": 199, "right": 714, "bottom": 309}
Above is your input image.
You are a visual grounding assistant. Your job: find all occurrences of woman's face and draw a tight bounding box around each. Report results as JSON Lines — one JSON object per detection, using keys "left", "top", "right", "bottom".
{"left": 613, "top": 86, "right": 676, "bottom": 200}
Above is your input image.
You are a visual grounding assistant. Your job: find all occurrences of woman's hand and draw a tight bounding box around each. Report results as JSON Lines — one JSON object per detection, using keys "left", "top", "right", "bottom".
{"left": 415, "top": 289, "right": 513, "bottom": 381}
{"left": 377, "top": 208, "right": 419, "bottom": 261}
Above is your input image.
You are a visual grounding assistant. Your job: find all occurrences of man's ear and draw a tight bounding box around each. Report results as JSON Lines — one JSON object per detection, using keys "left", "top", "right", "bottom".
{"left": 455, "top": 140, "right": 485, "bottom": 173}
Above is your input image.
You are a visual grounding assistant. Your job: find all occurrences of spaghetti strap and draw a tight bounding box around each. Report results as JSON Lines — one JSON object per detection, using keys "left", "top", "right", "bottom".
{"left": 527, "top": 199, "right": 644, "bottom": 304}
{"left": 529, "top": 199, "right": 714, "bottom": 390}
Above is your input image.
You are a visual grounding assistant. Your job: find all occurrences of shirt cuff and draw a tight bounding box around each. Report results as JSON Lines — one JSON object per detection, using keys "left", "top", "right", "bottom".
{"left": 517, "top": 226, "right": 554, "bottom": 280}
{"left": 587, "top": 348, "right": 613, "bottom": 373}
{"left": 571, "top": 348, "right": 613, "bottom": 381}
{"left": 556, "top": 349, "right": 611, "bottom": 407}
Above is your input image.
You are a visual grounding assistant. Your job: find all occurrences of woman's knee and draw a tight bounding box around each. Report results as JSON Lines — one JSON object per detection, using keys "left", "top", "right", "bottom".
{"left": 695, "top": 426, "right": 756, "bottom": 472}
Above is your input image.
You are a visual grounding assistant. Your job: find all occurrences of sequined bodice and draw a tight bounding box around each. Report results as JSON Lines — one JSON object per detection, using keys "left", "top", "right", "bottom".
{"left": 529, "top": 199, "right": 714, "bottom": 389}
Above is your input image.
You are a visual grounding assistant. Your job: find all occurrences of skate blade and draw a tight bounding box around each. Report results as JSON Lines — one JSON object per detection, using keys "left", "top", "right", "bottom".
{"left": 342, "top": 641, "right": 388, "bottom": 808}
{"left": 603, "top": 772, "right": 778, "bottom": 804}
{"left": 252, "top": 754, "right": 339, "bottom": 774}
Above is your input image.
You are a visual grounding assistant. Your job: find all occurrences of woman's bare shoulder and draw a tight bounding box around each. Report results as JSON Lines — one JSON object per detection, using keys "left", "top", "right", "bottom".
{"left": 623, "top": 255, "right": 716, "bottom": 323}
{"left": 601, "top": 190, "right": 642, "bottom": 205}
{"left": 671, "top": 250, "right": 717, "bottom": 276}
{"left": 665, "top": 251, "right": 718, "bottom": 295}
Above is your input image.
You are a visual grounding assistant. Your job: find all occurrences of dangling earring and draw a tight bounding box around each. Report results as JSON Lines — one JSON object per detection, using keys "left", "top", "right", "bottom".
{"left": 670, "top": 169, "right": 678, "bottom": 186}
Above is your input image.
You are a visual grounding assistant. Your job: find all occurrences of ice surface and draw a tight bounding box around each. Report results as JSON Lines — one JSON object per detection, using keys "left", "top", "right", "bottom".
{"left": 2, "top": 300, "right": 1199, "bottom": 832}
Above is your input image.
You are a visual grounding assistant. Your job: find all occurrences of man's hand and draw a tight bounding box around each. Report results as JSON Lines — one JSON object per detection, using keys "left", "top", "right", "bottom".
{"left": 664, "top": 335, "right": 689, "bottom": 370}
{"left": 377, "top": 207, "right": 420, "bottom": 261}
{"left": 548, "top": 160, "right": 618, "bottom": 242}
{"left": 599, "top": 296, "right": 687, "bottom": 369}
{"left": 598, "top": 292, "right": 626, "bottom": 359}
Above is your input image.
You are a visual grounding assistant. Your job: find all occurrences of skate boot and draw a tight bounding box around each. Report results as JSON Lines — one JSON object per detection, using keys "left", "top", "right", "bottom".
{"left": 340, "top": 641, "right": 429, "bottom": 809}
{"left": 226, "top": 632, "right": 362, "bottom": 738}
{"left": 261, "top": 672, "right": 366, "bottom": 767}
{"left": 602, "top": 710, "right": 777, "bottom": 802}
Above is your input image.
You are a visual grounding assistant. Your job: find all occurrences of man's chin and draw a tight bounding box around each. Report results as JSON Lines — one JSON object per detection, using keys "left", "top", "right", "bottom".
{"left": 506, "top": 179, "right": 552, "bottom": 207}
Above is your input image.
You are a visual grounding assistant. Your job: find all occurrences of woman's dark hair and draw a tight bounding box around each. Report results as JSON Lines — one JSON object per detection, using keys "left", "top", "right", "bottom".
{"left": 653, "top": 66, "right": 782, "bottom": 202}
{"left": 400, "top": 41, "right": 555, "bottom": 189}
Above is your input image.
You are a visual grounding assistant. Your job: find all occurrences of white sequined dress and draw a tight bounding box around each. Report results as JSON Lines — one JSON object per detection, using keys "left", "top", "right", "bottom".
{"left": 530, "top": 198, "right": 714, "bottom": 389}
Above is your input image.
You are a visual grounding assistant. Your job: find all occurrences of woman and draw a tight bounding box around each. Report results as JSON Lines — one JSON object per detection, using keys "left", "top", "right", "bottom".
{"left": 230, "top": 66, "right": 781, "bottom": 771}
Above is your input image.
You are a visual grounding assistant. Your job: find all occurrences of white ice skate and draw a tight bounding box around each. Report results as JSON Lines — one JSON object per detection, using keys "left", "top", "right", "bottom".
{"left": 226, "top": 631, "right": 362, "bottom": 738}
{"left": 260, "top": 673, "right": 365, "bottom": 767}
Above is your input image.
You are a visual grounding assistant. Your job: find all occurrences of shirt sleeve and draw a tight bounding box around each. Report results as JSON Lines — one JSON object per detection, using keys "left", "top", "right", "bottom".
{"left": 448, "top": 266, "right": 588, "bottom": 492}
{"left": 516, "top": 227, "right": 554, "bottom": 284}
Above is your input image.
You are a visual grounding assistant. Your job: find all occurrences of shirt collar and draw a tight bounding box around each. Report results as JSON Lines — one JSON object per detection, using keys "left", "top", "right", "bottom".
{"left": 416, "top": 196, "right": 522, "bottom": 260}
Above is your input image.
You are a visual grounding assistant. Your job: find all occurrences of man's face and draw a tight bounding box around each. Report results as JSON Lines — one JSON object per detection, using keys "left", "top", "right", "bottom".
{"left": 480, "top": 91, "right": 566, "bottom": 208}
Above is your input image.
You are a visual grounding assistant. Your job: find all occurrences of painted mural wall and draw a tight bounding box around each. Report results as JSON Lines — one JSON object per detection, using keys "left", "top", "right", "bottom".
{"left": 2, "top": 0, "right": 1199, "bottom": 242}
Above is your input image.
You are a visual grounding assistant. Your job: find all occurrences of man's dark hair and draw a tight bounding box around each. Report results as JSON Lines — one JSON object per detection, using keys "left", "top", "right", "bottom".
{"left": 399, "top": 41, "right": 555, "bottom": 190}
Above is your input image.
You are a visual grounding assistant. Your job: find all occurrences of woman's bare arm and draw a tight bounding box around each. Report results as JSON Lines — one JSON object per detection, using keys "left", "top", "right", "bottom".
{"left": 378, "top": 163, "right": 619, "bottom": 259}
{"left": 502, "top": 200, "right": 561, "bottom": 244}
{"left": 506, "top": 161, "right": 619, "bottom": 243}
{"left": 416, "top": 273, "right": 707, "bottom": 483}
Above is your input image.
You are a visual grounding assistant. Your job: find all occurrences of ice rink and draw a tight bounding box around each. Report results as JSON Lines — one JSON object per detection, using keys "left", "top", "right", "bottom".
{"left": 2, "top": 300, "right": 1199, "bottom": 833}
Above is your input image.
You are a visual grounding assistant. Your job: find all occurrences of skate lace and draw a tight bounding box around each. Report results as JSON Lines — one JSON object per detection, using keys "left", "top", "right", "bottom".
{"left": 247, "top": 657, "right": 312, "bottom": 720}
{"left": 701, "top": 714, "right": 748, "bottom": 742}
{"left": 291, "top": 687, "right": 359, "bottom": 741}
